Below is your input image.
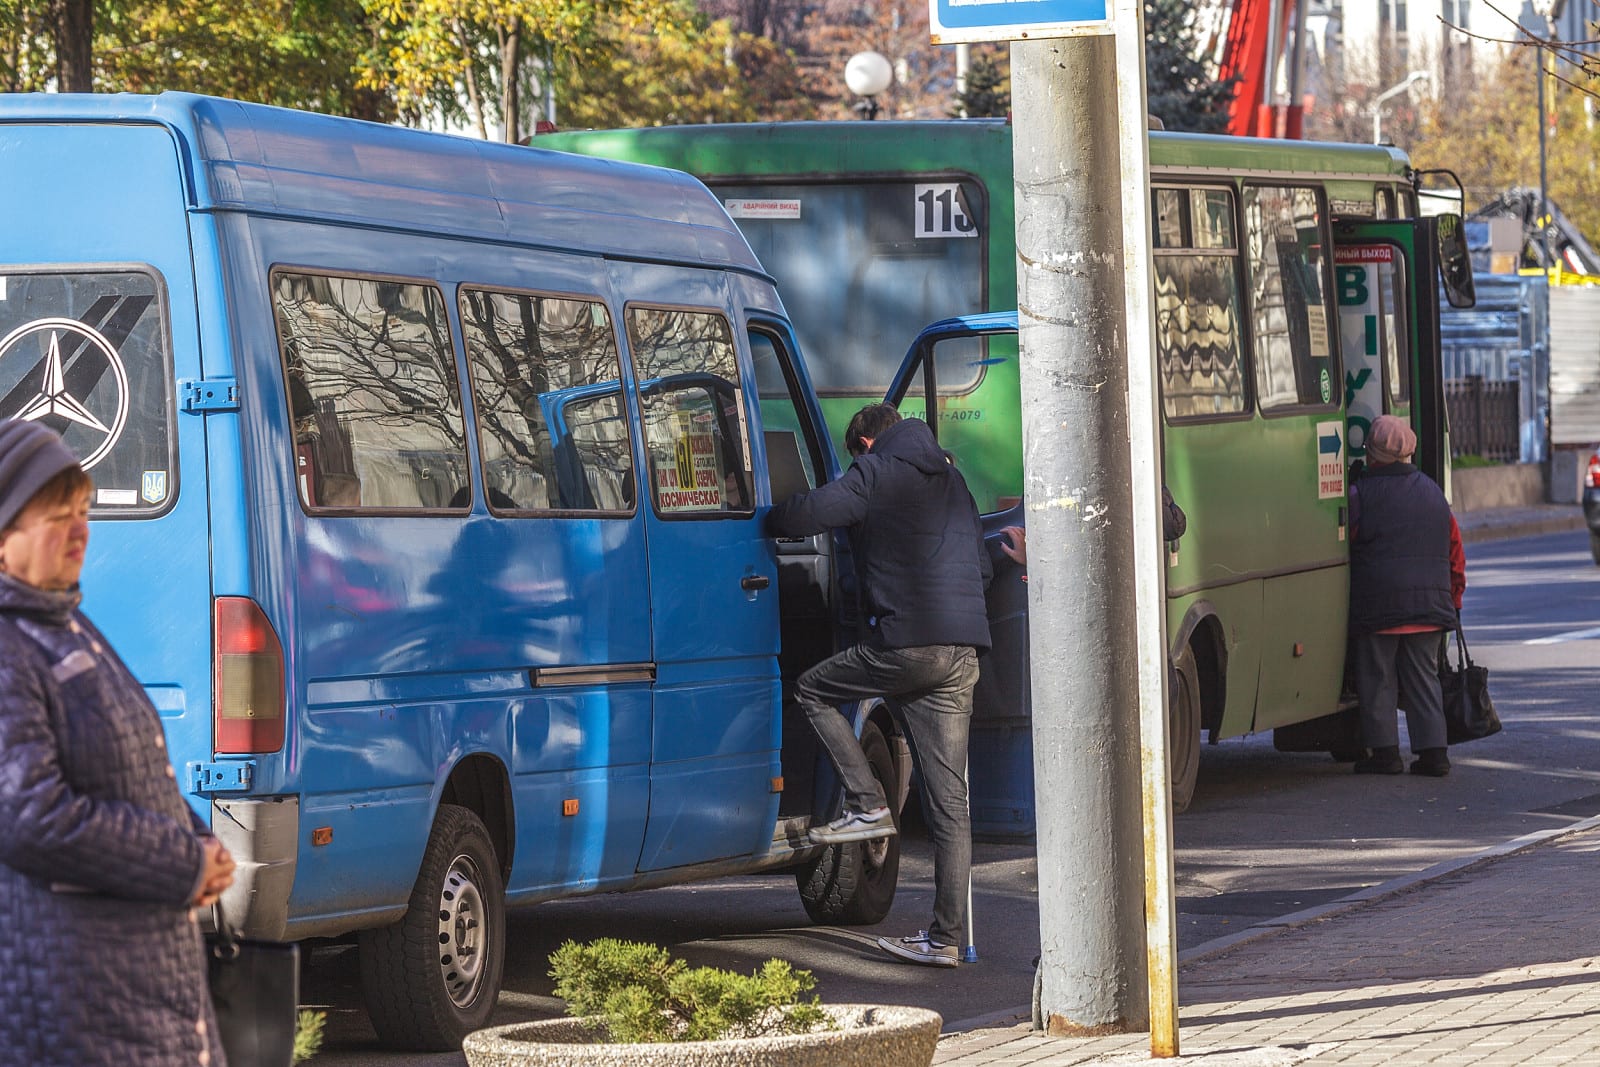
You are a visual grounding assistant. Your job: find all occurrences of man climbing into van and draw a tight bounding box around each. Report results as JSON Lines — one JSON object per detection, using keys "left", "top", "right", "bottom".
{"left": 766, "top": 403, "right": 991, "bottom": 968}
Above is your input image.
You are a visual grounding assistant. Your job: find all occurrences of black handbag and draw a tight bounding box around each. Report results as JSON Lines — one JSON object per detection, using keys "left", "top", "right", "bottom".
{"left": 207, "top": 901, "right": 301, "bottom": 1067}
{"left": 1439, "top": 625, "right": 1501, "bottom": 744}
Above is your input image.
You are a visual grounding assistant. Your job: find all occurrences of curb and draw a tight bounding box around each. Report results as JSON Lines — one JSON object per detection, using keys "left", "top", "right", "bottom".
{"left": 943, "top": 810, "right": 1600, "bottom": 1036}
{"left": 1176, "top": 809, "right": 1600, "bottom": 966}
{"left": 1456, "top": 511, "right": 1587, "bottom": 545}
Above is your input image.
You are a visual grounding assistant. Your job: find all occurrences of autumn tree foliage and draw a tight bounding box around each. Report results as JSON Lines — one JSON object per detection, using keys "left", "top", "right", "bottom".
{"left": 3, "top": 0, "right": 389, "bottom": 117}
{"left": 360, "top": 0, "right": 704, "bottom": 141}
{"left": 561, "top": 13, "right": 814, "bottom": 129}
{"left": 1411, "top": 46, "right": 1600, "bottom": 246}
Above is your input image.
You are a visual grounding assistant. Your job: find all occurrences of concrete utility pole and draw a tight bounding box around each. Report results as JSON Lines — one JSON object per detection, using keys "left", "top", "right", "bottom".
{"left": 1011, "top": 0, "right": 1174, "bottom": 1045}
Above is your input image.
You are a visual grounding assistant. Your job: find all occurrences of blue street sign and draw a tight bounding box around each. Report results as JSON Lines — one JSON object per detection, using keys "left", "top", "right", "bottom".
{"left": 929, "top": 0, "right": 1113, "bottom": 44}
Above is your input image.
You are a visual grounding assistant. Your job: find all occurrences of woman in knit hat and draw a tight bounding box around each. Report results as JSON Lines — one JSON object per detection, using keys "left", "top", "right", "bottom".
{"left": 0, "top": 419, "right": 237, "bottom": 1066}
{"left": 1347, "top": 414, "right": 1466, "bottom": 777}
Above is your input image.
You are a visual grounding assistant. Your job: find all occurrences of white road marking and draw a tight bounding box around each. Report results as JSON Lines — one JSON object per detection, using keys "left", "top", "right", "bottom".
{"left": 1525, "top": 626, "right": 1600, "bottom": 645}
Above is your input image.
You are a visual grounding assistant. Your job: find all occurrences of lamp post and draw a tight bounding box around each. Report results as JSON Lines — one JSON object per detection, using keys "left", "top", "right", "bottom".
{"left": 845, "top": 51, "right": 893, "bottom": 120}
{"left": 1531, "top": 0, "right": 1556, "bottom": 273}
{"left": 1371, "top": 70, "right": 1429, "bottom": 144}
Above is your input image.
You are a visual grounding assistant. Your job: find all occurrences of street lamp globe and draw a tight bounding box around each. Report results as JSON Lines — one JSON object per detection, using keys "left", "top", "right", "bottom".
{"left": 845, "top": 51, "right": 893, "bottom": 97}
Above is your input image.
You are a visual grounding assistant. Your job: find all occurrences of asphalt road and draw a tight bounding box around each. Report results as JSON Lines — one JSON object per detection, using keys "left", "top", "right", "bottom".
{"left": 308, "top": 528, "right": 1600, "bottom": 1065}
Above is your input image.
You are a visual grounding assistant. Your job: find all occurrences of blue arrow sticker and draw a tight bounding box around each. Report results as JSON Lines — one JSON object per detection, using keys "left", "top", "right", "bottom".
{"left": 1319, "top": 428, "right": 1342, "bottom": 455}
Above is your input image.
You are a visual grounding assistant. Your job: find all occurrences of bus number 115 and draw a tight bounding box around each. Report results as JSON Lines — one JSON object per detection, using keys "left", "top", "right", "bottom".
{"left": 915, "top": 184, "right": 977, "bottom": 239}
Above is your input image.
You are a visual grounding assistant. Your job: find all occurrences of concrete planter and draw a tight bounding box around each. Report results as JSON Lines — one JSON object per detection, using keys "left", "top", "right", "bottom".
{"left": 462, "top": 1004, "right": 942, "bottom": 1067}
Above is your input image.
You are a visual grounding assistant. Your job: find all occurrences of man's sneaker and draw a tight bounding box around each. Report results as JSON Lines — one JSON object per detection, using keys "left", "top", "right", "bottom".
{"left": 877, "top": 931, "right": 959, "bottom": 968}
{"left": 807, "top": 807, "right": 895, "bottom": 844}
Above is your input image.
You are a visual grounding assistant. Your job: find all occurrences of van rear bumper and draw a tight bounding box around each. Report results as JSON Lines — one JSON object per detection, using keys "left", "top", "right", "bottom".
{"left": 212, "top": 795, "right": 299, "bottom": 940}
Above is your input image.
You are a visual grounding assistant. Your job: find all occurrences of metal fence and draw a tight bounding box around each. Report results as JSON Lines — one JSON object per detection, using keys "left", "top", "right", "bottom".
{"left": 1446, "top": 375, "right": 1522, "bottom": 463}
{"left": 1439, "top": 272, "right": 1548, "bottom": 464}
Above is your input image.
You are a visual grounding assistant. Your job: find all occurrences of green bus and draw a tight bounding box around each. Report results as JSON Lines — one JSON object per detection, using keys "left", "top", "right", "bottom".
{"left": 542, "top": 120, "right": 1469, "bottom": 822}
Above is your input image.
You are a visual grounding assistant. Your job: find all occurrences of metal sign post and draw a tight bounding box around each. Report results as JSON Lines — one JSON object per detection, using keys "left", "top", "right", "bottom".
{"left": 927, "top": 0, "right": 1177, "bottom": 1055}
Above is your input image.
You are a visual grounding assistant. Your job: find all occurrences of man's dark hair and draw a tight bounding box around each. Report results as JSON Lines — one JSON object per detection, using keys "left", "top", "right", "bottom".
{"left": 844, "top": 403, "right": 902, "bottom": 457}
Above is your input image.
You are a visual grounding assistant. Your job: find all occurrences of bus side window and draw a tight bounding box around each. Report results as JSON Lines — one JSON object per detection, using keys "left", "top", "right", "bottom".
{"left": 1153, "top": 186, "right": 1248, "bottom": 420}
{"left": 459, "top": 288, "right": 634, "bottom": 513}
{"left": 274, "top": 271, "right": 469, "bottom": 511}
{"left": 627, "top": 307, "right": 754, "bottom": 515}
{"left": 1244, "top": 185, "right": 1340, "bottom": 412}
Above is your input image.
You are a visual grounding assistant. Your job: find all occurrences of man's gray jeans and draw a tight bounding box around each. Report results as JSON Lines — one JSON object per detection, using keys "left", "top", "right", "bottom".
{"left": 796, "top": 642, "right": 980, "bottom": 947}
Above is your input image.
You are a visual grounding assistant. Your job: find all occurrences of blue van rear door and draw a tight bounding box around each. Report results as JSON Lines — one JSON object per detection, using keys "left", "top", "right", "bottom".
{"left": 0, "top": 122, "right": 213, "bottom": 814}
{"left": 612, "top": 263, "right": 782, "bottom": 871}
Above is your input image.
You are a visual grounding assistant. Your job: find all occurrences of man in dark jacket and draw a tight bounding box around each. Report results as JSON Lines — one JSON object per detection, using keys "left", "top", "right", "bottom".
{"left": 1349, "top": 414, "right": 1466, "bottom": 777}
{"left": 766, "top": 403, "right": 990, "bottom": 968}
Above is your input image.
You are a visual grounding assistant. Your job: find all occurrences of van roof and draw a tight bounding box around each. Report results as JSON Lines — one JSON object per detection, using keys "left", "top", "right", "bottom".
{"left": 0, "top": 92, "right": 765, "bottom": 274}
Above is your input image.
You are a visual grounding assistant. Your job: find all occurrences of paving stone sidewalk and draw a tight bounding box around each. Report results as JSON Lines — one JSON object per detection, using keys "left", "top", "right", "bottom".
{"left": 933, "top": 820, "right": 1600, "bottom": 1065}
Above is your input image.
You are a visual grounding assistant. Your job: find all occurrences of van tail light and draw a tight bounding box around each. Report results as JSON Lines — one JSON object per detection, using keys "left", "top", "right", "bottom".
{"left": 1586, "top": 453, "right": 1600, "bottom": 490}
{"left": 213, "top": 596, "right": 286, "bottom": 754}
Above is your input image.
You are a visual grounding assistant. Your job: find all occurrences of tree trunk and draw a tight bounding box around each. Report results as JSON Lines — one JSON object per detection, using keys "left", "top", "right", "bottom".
{"left": 456, "top": 19, "right": 488, "bottom": 140}
{"left": 53, "top": 0, "right": 93, "bottom": 91}
{"left": 499, "top": 18, "right": 523, "bottom": 143}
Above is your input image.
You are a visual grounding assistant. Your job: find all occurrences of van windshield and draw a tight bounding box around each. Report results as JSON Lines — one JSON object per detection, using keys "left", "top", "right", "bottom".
{"left": 0, "top": 269, "right": 175, "bottom": 516}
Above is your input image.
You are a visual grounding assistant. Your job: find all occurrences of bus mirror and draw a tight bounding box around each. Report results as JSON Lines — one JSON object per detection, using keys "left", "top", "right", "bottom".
{"left": 1436, "top": 213, "right": 1476, "bottom": 309}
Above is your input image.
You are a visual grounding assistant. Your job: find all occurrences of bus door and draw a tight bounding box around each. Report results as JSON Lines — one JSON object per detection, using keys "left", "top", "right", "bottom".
{"left": 884, "top": 315, "right": 1037, "bottom": 723}
{"left": 613, "top": 264, "right": 782, "bottom": 871}
{"left": 886, "top": 314, "right": 1036, "bottom": 835}
{"left": 0, "top": 123, "right": 214, "bottom": 817}
{"left": 1331, "top": 217, "right": 1470, "bottom": 487}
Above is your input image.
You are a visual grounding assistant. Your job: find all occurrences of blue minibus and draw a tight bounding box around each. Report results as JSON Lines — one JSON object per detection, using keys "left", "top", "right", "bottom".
{"left": 0, "top": 93, "right": 903, "bottom": 1050}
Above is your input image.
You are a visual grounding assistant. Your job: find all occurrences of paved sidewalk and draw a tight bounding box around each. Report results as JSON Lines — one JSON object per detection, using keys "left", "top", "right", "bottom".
{"left": 934, "top": 816, "right": 1600, "bottom": 1065}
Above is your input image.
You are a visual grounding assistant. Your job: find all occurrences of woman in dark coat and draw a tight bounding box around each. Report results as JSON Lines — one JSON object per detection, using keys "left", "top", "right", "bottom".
{"left": 0, "top": 419, "right": 236, "bottom": 1066}
{"left": 1348, "top": 414, "right": 1466, "bottom": 777}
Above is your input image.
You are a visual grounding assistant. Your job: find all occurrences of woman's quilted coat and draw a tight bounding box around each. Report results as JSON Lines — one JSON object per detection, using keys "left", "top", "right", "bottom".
{"left": 0, "top": 572, "right": 226, "bottom": 1066}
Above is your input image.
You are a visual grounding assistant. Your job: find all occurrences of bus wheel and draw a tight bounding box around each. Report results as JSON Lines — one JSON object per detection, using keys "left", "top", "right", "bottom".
{"left": 1170, "top": 646, "right": 1202, "bottom": 814}
{"left": 359, "top": 804, "right": 506, "bottom": 1050}
{"left": 795, "top": 719, "right": 901, "bottom": 925}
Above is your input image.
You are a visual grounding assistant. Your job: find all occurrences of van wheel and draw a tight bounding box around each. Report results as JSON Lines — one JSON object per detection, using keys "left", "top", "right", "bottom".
{"left": 359, "top": 804, "right": 505, "bottom": 1050}
{"left": 1170, "top": 646, "right": 1202, "bottom": 814}
{"left": 1590, "top": 529, "right": 1600, "bottom": 565}
{"left": 795, "top": 720, "right": 901, "bottom": 925}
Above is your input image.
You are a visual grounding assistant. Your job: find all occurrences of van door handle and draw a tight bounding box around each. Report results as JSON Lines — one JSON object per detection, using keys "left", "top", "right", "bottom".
{"left": 741, "top": 574, "right": 771, "bottom": 591}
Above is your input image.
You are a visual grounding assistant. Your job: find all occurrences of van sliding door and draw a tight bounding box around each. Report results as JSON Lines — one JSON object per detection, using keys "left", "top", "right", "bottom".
{"left": 614, "top": 263, "right": 782, "bottom": 871}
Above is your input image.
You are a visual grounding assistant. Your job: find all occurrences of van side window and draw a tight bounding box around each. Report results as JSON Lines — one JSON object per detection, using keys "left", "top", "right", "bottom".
{"left": 1244, "top": 185, "right": 1339, "bottom": 413}
{"left": 274, "top": 272, "right": 469, "bottom": 511}
{"left": 459, "top": 288, "right": 634, "bottom": 512}
{"left": 1152, "top": 186, "right": 1248, "bottom": 420}
{"left": 749, "top": 327, "right": 822, "bottom": 503}
{"left": 626, "top": 307, "right": 754, "bottom": 516}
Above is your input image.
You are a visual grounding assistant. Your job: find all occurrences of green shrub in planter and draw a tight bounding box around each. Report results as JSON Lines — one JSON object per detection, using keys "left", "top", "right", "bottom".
{"left": 293, "top": 1009, "right": 326, "bottom": 1064}
{"left": 549, "top": 938, "right": 833, "bottom": 1043}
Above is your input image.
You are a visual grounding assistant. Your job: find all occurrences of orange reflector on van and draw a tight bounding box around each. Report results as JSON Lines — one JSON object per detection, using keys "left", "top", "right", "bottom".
{"left": 312, "top": 827, "right": 333, "bottom": 846}
{"left": 770, "top": 777, "right": 784, "bottom": 793}
{"left": 562, "top": 798, "right": 579, "bottom": 816}
{"left": 213, "top": 596, "right": 286, "bottom": 755}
